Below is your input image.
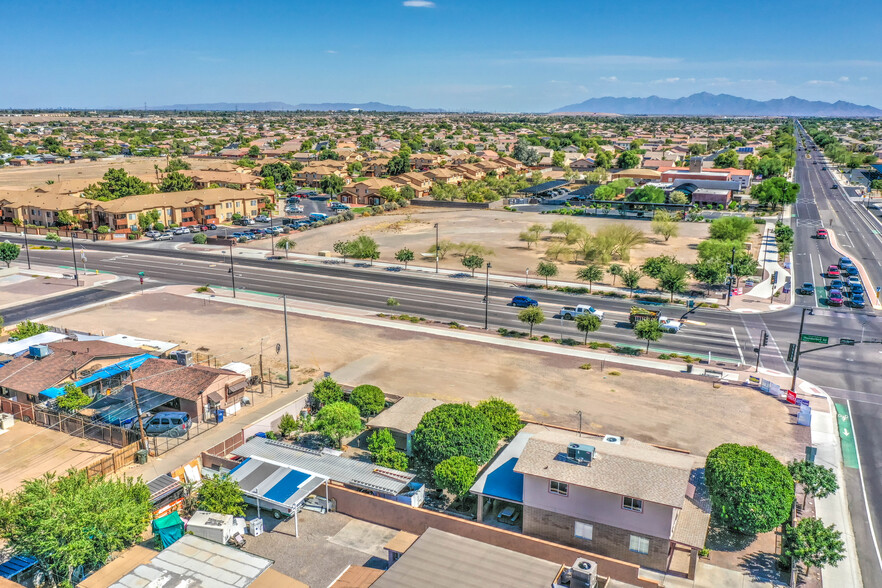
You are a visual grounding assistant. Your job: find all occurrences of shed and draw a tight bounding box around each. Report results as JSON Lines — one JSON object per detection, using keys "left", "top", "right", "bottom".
{"left": 220, "top": 362, "right": 253, "bottom": 378}
{"left": 228, "top": 456, "right": 328, "bottom": 535}
{"left": 367, "top": 397, "right": 443, "bottom": 454}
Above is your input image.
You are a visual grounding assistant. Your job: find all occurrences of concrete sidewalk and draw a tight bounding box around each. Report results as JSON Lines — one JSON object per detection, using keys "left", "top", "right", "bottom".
{"left": 742, "top": 222, "right": 790, "bottom": 301}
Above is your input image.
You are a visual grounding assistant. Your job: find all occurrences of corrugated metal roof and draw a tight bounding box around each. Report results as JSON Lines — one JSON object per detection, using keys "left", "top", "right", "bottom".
{"left": 229, "top": 457, "right": 326, "bottom": 509}
{"left": 233, "top": 438, "right": 414, "bottom": 496}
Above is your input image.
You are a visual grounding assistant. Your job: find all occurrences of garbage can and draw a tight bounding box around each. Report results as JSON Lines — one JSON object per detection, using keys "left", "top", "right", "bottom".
{"left": 216, "top": 409, "right": 225, "bottom": 423}
{"left": 685, "top": 363, "right": 693, "bottom": 374}
{"left": 135, "top": 449, "right": 148, "bottom": 464}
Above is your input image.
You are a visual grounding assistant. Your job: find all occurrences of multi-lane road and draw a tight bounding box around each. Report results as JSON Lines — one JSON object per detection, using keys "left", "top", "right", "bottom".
{"left": 3, "top": 127, "right": 882, "bottom": 583}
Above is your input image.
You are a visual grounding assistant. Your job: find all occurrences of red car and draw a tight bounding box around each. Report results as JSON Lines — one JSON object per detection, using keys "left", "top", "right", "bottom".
{"left": 828, "top": 289, "right": 844, "bottom": 306}
{"left": 827, "top": 265, "right": 840, "bottom": 278}
{"left": 816, "top": 229, "right": 828, "bottom": 239}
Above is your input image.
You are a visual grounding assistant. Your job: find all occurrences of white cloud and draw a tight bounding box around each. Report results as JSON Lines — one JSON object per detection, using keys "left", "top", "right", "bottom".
{"left": 403, "top": 0, "right": 435, "bottom": 6}
{"left": 805, "top": 79, "right": 837, "bottom": 86}
{"left": 838, "top": 76, "right": 849, "bottom": 82}
{"left": 325, "top": 50, "right": 338, "bottom": 54}
{"left": 650, "top": 77, "right": 695, "bottom": 84}
{"left": 599, "top": 76, "right": 618, "bottom": 82}
{"left": 859, "top": 76, "right": 869, "bottom": 81}
{"left": 512, "top": 55, "right": 682, "bottom": 67}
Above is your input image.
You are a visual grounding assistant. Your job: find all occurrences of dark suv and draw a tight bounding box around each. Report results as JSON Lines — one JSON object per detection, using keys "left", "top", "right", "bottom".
{"left": 511, "top": 296, "right": 538, "bottom": 307}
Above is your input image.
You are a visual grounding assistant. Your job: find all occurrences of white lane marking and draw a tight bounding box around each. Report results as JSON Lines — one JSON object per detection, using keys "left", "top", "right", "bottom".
{"left": 809, "top": 252, "right": 819, "bottom": 307}
{"left": 847, "top": 399, "right": 882, "bottom": 576}
{"left": 731, "top": 327, "right": 745, "bottom": 365}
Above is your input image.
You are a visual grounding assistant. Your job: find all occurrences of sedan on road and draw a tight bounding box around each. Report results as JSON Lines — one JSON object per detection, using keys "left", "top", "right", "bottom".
{"left": 152, "top": 232, "right": 173, "bottom": 241}
{"left": 851, "top": 283, "right": 865, "bottom": 295}
{"left": 815, "top": 228, "right": 828, "bottom": 239}
{"left": 827, "top": 289, "right": 844, "bottom": 306}
{"left": 826, "top": 265, "right": 840, "bottom": 278}
{"left": 829, "top": 279, "right": 845, "bottom": 291}
{"left": 851, "top": 293, "right": 866, "bottom": 308}
{"left": 799, "top": 282, "right": 814, "bottom": 295}
{"left": 511, "top": 296, "right": 538, "bottom": 308}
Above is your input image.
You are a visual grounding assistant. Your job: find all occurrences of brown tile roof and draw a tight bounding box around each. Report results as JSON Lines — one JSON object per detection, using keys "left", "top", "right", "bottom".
{"left": 328, "top": 566, "right": 384, "bottom": 588}
{"left": 131, "top": 358, "right": 244, "bottom": 401}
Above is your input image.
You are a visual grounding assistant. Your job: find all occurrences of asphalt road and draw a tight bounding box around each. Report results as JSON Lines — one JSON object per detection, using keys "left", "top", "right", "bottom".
{"left": 0, "top": 280, "right": 141, "bottom": 324}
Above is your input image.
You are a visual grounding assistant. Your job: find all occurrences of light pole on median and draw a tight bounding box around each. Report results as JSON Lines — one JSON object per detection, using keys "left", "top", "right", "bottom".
{"left": 228, "top": 241, "right": 237, "bottom": 298}
{"left": 790, "top": 307, "right": 813, "bottom": 393}
{"left": 21, "top": 230, "right": 31, "bottom": 269}
{"left": 70, "top": 234, "right": 79, "bottom": 285}
{"left": 434, "top": 222, "right": 439, "bottom": 274}
{"left": 483, "top": 262, "right": 492, "bottom": 330}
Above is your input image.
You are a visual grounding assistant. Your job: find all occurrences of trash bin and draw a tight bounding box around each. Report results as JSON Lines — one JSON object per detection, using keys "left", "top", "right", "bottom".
{"left": 135, "top": 449, "right": 148, "bottom": 464}
{"left": 685, "top": 364, "right": 693, "bottom": 374}
{"left": 216, "top": 409, "right": 225, "bottom": 423}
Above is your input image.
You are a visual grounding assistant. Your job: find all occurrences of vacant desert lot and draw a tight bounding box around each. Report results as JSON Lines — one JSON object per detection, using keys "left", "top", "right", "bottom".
{"left": 0, "top": 421, "right": 114, "bottom": 492}
{"left": 242, "top": 207, "right": 713, "bottom": 288}
{"left": 48, "top": 290, "right": 805, "bottom": 459}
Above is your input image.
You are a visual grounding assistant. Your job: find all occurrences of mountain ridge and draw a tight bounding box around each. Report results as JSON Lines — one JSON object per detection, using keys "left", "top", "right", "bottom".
{"left": 551, "top": 92, "right": 882, "bottom": 116}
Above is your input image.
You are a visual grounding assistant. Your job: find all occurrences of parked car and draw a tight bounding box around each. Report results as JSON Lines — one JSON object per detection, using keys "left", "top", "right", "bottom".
{"left": 145, "top": 230, "right": 161, "bottom": 238}
{"left": 172, "top": 227, "right": 189, "bottom": 235}
{"left": 232, "top": 218, "right": 249, "bottom": 226}
{"left": 816, "top": 228, "right": 828, "bottom": 239}
{"left": 143, "top": 412, "right": 191, "bottom": 437}
{"left": 205, "top": 223, "right": 217, "bottom": 230}
{"left": 799, "top": 282, "right": 814, "bottom": 295}
{"left": 309, "top": 212, "right": 328, "bottom": 222}
{"left": 851, "top": 283, "right": 865, "bottom": 295}
{"left": 188, "top": 225, "right": 201, "bottom": 232}
{"left": 511, "top": 296, "right": 538, "bottom": 308}
{"left": 827, "top": 289, "right": 844, "bottom": 306}
{"left": 559, "top": 305, "right": 604, "bottom": 321}
{"left": 153, "top": 232, "right": 173, "bottom": 241}
{"left": 826, "top": 265, "right": 840, "bottom": 278}
{"left": 851, "top": 293, "right": 866, "bottom": 308}
{"left": 255, "top": 215, "right": 270, "bottom": 223}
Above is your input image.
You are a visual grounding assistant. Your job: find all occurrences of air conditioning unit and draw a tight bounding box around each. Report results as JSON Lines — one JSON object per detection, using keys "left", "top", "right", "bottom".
{"left": 571, "top": 558, "right": 598, "bottom": 588}
{"left": 567, "top": 443, "right": 595, "bottom": 464}
{"left": 176, "top": 350, "right": 193, "bottom": 366}
{"left": 603, "top": 435, "right": 623, "bottom": 444}
{"left": 29, "top": 345, "right": 51, "bottom": 359}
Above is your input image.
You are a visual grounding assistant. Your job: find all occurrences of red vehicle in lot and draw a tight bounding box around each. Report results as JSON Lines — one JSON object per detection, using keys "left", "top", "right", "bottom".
{"left": 826, "top": 265, "right": 840, "bottom": 278}
{"left": 816, "top": 228, "right": 828, "bottom": 239}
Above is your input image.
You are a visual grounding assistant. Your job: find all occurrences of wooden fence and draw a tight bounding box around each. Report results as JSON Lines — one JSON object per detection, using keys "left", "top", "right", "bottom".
{"left": 83, "top": 442, "right": 142, "bottom": 479}
{"left": 0, "top": 398, "right": 140, "bottom": 448}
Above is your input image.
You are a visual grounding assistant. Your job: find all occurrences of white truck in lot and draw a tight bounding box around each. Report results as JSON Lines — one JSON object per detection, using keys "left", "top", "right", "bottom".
{"left": 559, "top": 305, "right": 604, "bottom": 321}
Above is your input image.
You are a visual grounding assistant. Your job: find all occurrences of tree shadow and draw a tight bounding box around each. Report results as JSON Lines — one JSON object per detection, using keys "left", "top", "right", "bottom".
{"left": 705, "top": 514, "right": 757, "bottom": 553}
{"left": 738, "top": 551, "right": 788, "bottom": 586}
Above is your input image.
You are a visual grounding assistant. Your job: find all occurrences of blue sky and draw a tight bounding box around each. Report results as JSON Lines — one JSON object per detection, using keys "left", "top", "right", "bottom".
{"left": 5, "top": 0, "right": 879, "bottom": 111}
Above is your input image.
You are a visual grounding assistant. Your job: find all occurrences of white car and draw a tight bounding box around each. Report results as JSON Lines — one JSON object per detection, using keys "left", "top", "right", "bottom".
{"left": 172, "top": 227, "right": 189, "bottom": 235}
{"left": 255, "top": 215, "right": 270, "bottom": 222}
{"left": 144, "top": 230, "right": 160, "bottom": 238}
{"left": 659, "top": 317, "right": 682, "bottom": 333}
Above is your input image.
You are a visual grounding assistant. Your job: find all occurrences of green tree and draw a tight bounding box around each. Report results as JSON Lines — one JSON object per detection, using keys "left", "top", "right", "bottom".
{"left": 593, "top": 149, "right": 613, "bottom": 169}
{"left": 709, "top": 216, "right": 757, "bottom": 242}
{"left": 552, "top": 151, "right": 566, "bottom": 168}
{"left": 0, "top": 469, "right": 151, "bottom": 585}
{"left": 347, "top": 161, "right": 363, "bottom": 176}
{"left": 399, "top": 185, "right": 416, "bottom": 201}
{"left": 259, "top": 176, "right": 275, "bottom": 190}
{"left": 512, "top": 138, "right": 540, "bottom": 166}
{"left": 576, "top": 264, "right": 604, "bottom": 293}
{"left": 651, "top": 210, "right": 679, "bottom": 242}
{"left": 634, "top": 318, "right": 664, "bottom": 353}
{"left": 476, "top": 398, "right": 522, "bottom": 440}
{"left": 518, "top": 306, "right": 545, "bottom": 337}
{"left": 320, "top": 175, "right": 345, "bottom": 196}
{"left": 316, "top": 402, "right": 363, "bottom": 447}
{"left": 617, "top": 150, "right": 641, "bottom": 169}
{"left": 608, "top": 263, "right": 623, "bottom": 286}
{"left": 536, "top": 261, "right": 558, "bottom": 287}
{"left": 333, "top": 240, "right": 352, "bottom": 262}
{"left": 83, "top": 168, "right": 155, "bottom": 201}
{"left": 788, "top": 460, "right": 839, "bottom": 508}
{"left": 658, "top": 263, "right": 688, "bottom": 301}
{"left": 192, "top": 233, "right": 207, "bottom": 244}
{"left": 10, "top": 320, "right": 49, "bottom": 339}
{"left": 55, "top": 210, "right": 77, "bottom": 227}
{"left": 136, "top": 209, "right": 161, "bottom": 231}
{"left": 387, "top": 153, "right": 411, "bottom": 176}
{"left": 626, "top": 185, "right": 666, "bottom": 203}
{"left": 278, "top": 413, "right": 298, "bottom": 437}
{"left": 349, "top": 384, "right": 385, "bottom": 417}
{"left": 621, "top": 267, "right": 643, "bottom": 297}
{"left": 411, "top": 403, "right": 498, "bottom": 472}
{"left": 349, "top": 235, "right": 380, "bottom": 265}
{"left": 575, "top": 313, "right": 602, "bottom": 344}
{"left": 641, "top": 255, "right": 678, "bottom": 279}
{"left": 159, "top": 171, "right": 195, "bottom": 193}
{"left": 56, "top": 383, "right": 91, "bottom": 412}
{"left": 697, "top": 239, "right": 743, "bottom": 263}
{"left": 0, "top": 242, "right": 20, "bottom": 268}
{"left": 197, "top": 473, "right": 246, "bottom": 516}
{"left": 743, "top": 154, "right": 760, "bottom": 171}
{"left": 705, "top": 443, "right": 794, "bottom": 534}
{"left": 395, "top": 247, "right": 414, "bottom": 269}
{"left": 248, "top": 145, "right": 260, "bottom": 158}
{"left": 260, "top": 162, "right": 293, "bottom": 183}
{"left": 550, "top": 220, "right": 586, "bottom": 245}
{"left": 368, "top": 428, "right": 396, "bottom": 455}
{"left": 753, "top": 177, "right": 799, "bottom": 210}
{"left": 461, "top": 254, "right": 484, "bottom": 277}
{"left": 165, "top": 157, "right": 191, "bottom": 172}
{"left": 756, "top": 155, "right": 786, "bottom": 178}
{"left": 311, "top": 377, "right": 344, "bottom": 408}
{"left": 368, "top": 428, "right": 409, "bottom": 470}
{"left": 276, "top": 236, "right": 296, "bottom": 258}
{"left": 783, "top": 518, "right": 845, "bottom": 573}
{"left": 45, "top": 232, "right": 61, "bottom": 248}
{"left": 691, "top": 260, "right": 728, "bottom": 294}
{"left": 714, "top": 149, "right": 739, "bottom": 168}
{"left": 434, "top": 457, "right": 478, "bottom": 504}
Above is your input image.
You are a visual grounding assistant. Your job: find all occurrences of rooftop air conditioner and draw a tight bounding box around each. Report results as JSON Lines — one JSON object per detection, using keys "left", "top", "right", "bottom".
{"left": 603, "top": 435, "right": 623, "bottom": 444}
{"left": 567, "top": 443, "right": 595, "bottom": 464}
{"left": 571, "top": 558, "right": 597, "bottom": 588}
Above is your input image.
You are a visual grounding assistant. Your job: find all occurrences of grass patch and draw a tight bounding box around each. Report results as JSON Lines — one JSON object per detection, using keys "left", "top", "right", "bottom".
{"left": 579, "top": 363, "right": 592, "bottom": 370}
{"left": 497, "top": 327, "right": 530, "bottom": 339}
{"left": 607, "top": 371, "right": 621, "bottom": 376}
{"left": 588, "top": 341, "right": 613, "bottom": 349}
{"left": 194, "top": 284, "right": 211, "bottom": 293}
{"left": 613, "top": 345, "right": 642, "bottom": 356}
{"left": 448, "top": 321, "right": 466, "bottom": 330}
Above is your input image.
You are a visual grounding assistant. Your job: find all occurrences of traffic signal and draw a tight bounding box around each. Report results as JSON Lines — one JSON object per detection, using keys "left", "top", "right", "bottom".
{"left": 762, "top": 331, "right": 770, "bottom": 347}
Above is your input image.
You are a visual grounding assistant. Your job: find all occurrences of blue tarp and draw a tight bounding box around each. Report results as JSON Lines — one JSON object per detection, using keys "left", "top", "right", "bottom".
{"left": 264, "top": 469, "right": 311, "bottom": 503}
{"left": 480, "top": 457, "right": 524, "bottom": 503}
{"left": 0, "top": 555, "right": 37, "bottom": 579}
{"left": 40, "top": 353, "right": 156, "bottom": 399}
{"left": 152, "top": 511, "right": 184, "bottom": 549}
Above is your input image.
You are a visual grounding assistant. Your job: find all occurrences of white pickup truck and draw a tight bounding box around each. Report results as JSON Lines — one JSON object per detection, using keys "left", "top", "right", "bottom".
{"left": 659, "top": 316, "right": 682, "bottom": 333}
{"left": 559, "top": 305, "right": 604, "bottom": 321}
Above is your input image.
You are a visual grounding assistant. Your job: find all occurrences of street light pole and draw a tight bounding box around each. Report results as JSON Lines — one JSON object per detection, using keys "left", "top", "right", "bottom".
{"left": 484, "top": 262, "right": 491, "bottom": 330}
{"left": 790, "top": 307, "right": 812, "bottom": 393}
{"left": 726, "top": 246, "right": 736, "bottom": 307}
{"left": 283, "top": 294, "right": 291, "bottom": 387}
{"left": 434, "top": 222, "right": 439, "bottom": 273}
{"left": 525, "top": 268, "right": 529, "bottom": 287}
{"left": 229, "top": 241, "right": 237, "bottom": 298}
{"left": 70, "top": 234, "right": 79, "bottom": 286}
{"left": 21, "top": 230, "right": 31, "bottom": 270}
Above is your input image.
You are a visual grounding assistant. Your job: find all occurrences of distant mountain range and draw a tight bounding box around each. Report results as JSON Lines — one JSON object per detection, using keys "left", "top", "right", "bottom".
{"left": 146, "top": 101, "right": 444, "bottom": 112}
{"left": 551, "top": 92, "right": 882, "bottom": 116}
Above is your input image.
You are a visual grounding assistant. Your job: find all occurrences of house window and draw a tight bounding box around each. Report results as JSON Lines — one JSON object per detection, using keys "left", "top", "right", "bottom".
{"left": 128, "top": 213, "right": 136, "bottom": 220}
{"left": 629, "top": 535, "right": 650, "bottom": 555}
{"left": 225, "top": 202, "right": 231, "bottom": 208}
{"left": 250, "top": 200, "right": 256, "bottom": 206}
{"left": 623, "top": 497, "right": 643, "bottom": 512}
{"left": 574, "top": 522, "right": 593, "bottom": 541}
{"left": 549, "top": 481, "right": 568, "bottom": 496}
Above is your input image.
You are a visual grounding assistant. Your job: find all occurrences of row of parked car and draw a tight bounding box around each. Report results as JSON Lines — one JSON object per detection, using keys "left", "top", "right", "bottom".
{"left": 145, "top": 224, "right": 219, "bottom": 240}
{"left": 231, "top": 226, "right": 287, "bottom": 240}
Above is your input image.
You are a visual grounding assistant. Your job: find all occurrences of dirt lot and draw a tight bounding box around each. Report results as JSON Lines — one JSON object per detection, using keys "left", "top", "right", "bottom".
{"left": 48, "top": 290, "right": 805, "bottom": 459}
{"left": 0, "top": 421, "right": 114, "bottom": 492}
{"left": 242, "top": 207, "right": 712, "bottom": 290}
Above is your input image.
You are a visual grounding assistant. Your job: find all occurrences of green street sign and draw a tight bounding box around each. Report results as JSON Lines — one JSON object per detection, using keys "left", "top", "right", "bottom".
{"left": 800, "top": 334, "right": 829, "bottom": 344}
{"left": 840, "top": 338, "right": 856, "bottom": 346}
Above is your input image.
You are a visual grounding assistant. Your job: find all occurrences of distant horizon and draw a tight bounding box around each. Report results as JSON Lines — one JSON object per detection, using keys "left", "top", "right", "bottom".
{"left": 4, "top": 0, "right": 879, "bottom": 112}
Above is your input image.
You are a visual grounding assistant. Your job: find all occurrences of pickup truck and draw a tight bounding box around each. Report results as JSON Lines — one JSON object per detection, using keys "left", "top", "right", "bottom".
{"left": 559, "top": 305, "right": 604, "bottom": 321}
{"left": 629, "top": 306, "right": 682, "bottom": 332}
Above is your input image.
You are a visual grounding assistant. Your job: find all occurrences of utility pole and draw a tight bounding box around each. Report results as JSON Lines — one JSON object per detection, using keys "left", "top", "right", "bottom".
{"left": 434, "top": 222, "right": 439, "bottom": 273}
{"left": 283, "top": 294, "right": 291, "bottom": 386}
{"left": 22, "top": 230, "right": 31, "bottom": 269}
{"left": 129, "top": 368, "right": 148, "bottom": 452}
{"left": 70, "top": 234, "right": 79, "bottom": 285}
{"left": 726, "top": 247, "right": 736, "bottom": 307}
{"left": 790, "top": 308, "right": 811, "bottom": 393}
{"left": 229, "top": 241, "right": 237, "bottom": 298}
{"left": 259, "top": 338, "right": 265, "bottom": 395}
{"left": 483, "top": 262, "right": 492, "bottom": 330}
{"left": 576, "top": 410, "right": 582, "bottom": 437}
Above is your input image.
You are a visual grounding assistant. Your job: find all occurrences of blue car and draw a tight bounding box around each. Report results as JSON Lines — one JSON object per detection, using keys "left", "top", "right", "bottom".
{"left": 511, "top": 296, "right": 538, "bottom": 307}
{"left": 851, "top": 283, "right": 865, "bottom": 295}
{"left": 829, "top": 279, "right": 844, "bottom": 290}
{"left": 844, "top": 265, "right": 859, "bottom": 277}
{"left": 851, "top": 293, "right": 866, "bottom": 308}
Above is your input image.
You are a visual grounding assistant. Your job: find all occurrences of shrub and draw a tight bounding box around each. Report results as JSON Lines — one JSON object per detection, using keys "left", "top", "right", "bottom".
{"left": 434, "top": 456, "right": 478, "bottom": 502}
{"left": 278, "top": 413, "right": 298, "bottom": 437}
{"left": 315, "top": 402, "right": 363, "bottom": 447}
{"left": 192, "top": 233, "right": 208, "bottom": 244}
{"left": 579, "top": 363, "right": 592, "bottom": 370}
{"left": 349, "top": 384, "right": 385, "bottom": 417}
{"left": 311, "top": 377, "right": 344, "bottom": 408}
{"left": 411, "top": 403, "right": 498, "bottom": 472}
{"left": 476, "top": 398, "right": 523, "bottom": 440}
